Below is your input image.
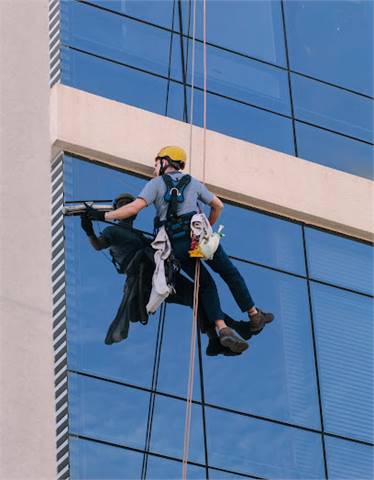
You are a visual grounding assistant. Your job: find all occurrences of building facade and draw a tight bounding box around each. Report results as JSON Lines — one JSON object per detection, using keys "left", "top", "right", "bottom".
{"left": 1, "top": 1, "right": 373, "bottom": 479}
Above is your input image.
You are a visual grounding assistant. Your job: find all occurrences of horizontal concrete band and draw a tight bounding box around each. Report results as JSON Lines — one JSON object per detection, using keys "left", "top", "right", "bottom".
{"left": 51, "top": 84, "right": 374, "bottom": 242}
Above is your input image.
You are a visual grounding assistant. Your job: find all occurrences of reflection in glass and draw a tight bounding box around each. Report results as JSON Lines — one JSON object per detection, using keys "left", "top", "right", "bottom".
{"left": 203, "top": 261, "right": 321, "bottom": 430}
{"left": 292, "top": 74, "right": 373, "bottom": 143}
{"left": 325, "top": 436, "right": 374, "bottom": 480}
{"left": 69, "top": 373, "right": 149, "bottom": 449}
{"left": 170, "top": 37, "right": 291, "bottom": 115}
{"left": 311, "top": 284, "right": 373, "bottom": 443}
{"left": 146, "top": 455, "right": 206, "bottom": 479}
{"left": 167, "top": 82, "right": 295, "bottom": 155}
{"left": 221, "top": 203, "right": 305, "bottom": 275}
{"left": 70, "top": 437, "right": 143, "bottom": 479}
{"left": 86, "top": 0, "right": 175, "bottom": 29}
{"left": 180, "top": 0, "right": 286, "bottom": 66}
{"left": 306, "top": 227, "right": 373, "bottom": 296}
{"left": 206, "top": 406, "right": 325, "bottom": 478}
{"left": 296, "top": 122, "right": 374, "bottom": 180}
{"left": 62, "top": 1, "right": 172, "bottom": 77}
{"left": 284, "top": 1, "right": 373, "bottom": 96}
{"left": 61, "top": 47, "right": 167, "bottom": 115}
{"left": 150, "top": 395, "right": 206, "bottom": 464}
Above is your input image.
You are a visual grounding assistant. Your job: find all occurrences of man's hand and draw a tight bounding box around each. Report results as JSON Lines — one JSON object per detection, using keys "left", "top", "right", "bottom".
{"left": 84, "top": 204, "right": 106, "bottom": 222}
{"left": 80, "top": 214, "right": 95, "bottom": 236}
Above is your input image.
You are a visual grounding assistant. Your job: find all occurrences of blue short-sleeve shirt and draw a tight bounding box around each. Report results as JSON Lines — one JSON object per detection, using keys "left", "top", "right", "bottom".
{"left": 138, "top": 172, "right": 214, "bottom": 221}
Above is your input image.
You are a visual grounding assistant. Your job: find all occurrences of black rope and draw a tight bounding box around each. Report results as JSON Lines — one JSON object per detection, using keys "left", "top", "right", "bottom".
{"left": 197, "top": 326, "right": 210, "bottom": 478}
{"left": 141, "top": 303, "right": 167, "bottom": 479}
{"left": 177, "top": 0, "right": 189, "bottom": 122}
{"left": 165, "top": 0, "right": 177, "bottom": 117}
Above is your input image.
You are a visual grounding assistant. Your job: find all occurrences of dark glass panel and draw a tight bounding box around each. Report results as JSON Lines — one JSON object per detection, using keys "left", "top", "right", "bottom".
{"left": 296, "top": 122, "right": 374, "bottom": 180}
{"left": 325, "top": 436, "right": 374, "bottom": 480}
{"left": 64, "top": 157, "right": 156, "bottom": 387}
{"left": 292, "top": 74, "right": 374, "bottom": 143}
{"left": 170, "top": 37, "right": 291, "bottom": 115}
{"left": 61, "top": 1, "right": 172, "bottom": 77}
{"left": 221, "top": 203, "right": 305, "bottom": 275}
{"left": 150, "top": 395, "right": 206, "bottom": 465}
{"left": 203, "top": 261, "right": 321, "bottom": 430}
{"left": 85, "top": 0, "right": 175, "bottom": 29}
{"left": 284, "top": 1, "right": 374, "bottom": 96}
{"left": 311, "top": 283, "right": 373, "bottom": 443}
{"left": 206, "top": 407, "right": 325, "bottom": 478}
{"left": 167, "top": 83, "right": 295, "bottom": 155}
{"left": 180, "top": 0, "right": 286, "bottom": 66}
{"left": 61, "top": 47, "right": 167, "bottom": 115}
{"left": 305, "top": 227, "right": 373, "bottom": 296}
{"left": 146, "top": 456, "right": 206, "bottom": 479}
{"left": 69, "top": 437, "right": 143, "bottom": 479}
{"left": 69, "top": 373, "right": 149, "bottom": 449}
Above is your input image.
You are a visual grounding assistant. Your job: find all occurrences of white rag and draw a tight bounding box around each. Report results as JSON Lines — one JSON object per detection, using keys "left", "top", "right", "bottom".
{"left": 146, "top": 226, "right": 174, "bottom": 314}
{"left": 190, "top": 213, "right": 212, "bottom": 240}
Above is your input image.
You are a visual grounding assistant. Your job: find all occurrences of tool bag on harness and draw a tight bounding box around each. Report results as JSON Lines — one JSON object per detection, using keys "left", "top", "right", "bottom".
{"left": 154, "top": 174, "right": 194, "bottom": 239}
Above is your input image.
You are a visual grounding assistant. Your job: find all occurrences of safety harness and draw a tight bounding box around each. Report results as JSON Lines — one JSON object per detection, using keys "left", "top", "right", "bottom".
{"left": 154, "top": 174, "right": 195, "bottom": 239}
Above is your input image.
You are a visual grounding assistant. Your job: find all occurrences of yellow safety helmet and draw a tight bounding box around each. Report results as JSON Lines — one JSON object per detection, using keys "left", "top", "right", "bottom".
{"left": 156, "top": 146, "right": 187, "bottom": 169}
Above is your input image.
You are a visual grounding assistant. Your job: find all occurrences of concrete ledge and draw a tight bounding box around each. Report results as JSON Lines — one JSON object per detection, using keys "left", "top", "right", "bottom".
{"left": 51, "top": 84, "right": 374, "bottom": 242}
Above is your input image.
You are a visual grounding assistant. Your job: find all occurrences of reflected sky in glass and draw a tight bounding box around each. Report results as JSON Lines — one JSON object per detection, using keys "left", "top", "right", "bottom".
{"left": 311, "top": 284, "right": 373, "bottom": 443}
{"left": 150, "top": 395, "right": 205, "bottom": 464}
{"left": 206, "top": 406, "right": 325, "bottom": 478}
{"left": 325, "top": 436, "right": 374, "bottom": 480}
{"left": 296, "top": 121, "right": 374, "bottom": 180}
{"left": 77, "top": 0, "right": 175, "bottom": 30}
{"left": 167, "top": 82, "right": 295, "bottom": 156}
{"left": 146, "top": 455, "right": 206, "bottom": 479}
{"left": 61, "top": 47, "right": 168, "bottom": 116}
{"left": 284, "top": 1, "right": 373, "bottom": 96}
{"left": 202, "top": 260, "right": 320, "bottom": 430}
{"left": 70, "top": 437, "right": 143, "bottom": 479}
{"left": 62, "top": 1, "right": 172, "bottom": 77}
{"left": 69, "top": 373, "right": 149, "bottom": 449}
{"left": 306, "top": 227, "right": 373, "bottom": 296}
{"left": 292, "top": 74, "right": 373, "bottom": 143}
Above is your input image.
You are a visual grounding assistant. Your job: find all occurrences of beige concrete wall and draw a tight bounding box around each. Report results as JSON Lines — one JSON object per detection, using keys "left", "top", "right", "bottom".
{"left": 0, "top": 1, "right": 56, "bottom": 478}
{"left": 51, "top": 84, "right": 373, "bottom": 241}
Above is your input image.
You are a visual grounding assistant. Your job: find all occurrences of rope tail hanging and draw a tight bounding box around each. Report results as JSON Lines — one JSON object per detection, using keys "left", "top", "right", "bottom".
{"left": 182, "top": 0, "right": 208, "bottom": 477}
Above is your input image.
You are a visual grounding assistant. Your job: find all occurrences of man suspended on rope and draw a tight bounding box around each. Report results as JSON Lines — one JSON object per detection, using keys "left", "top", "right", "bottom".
{"left": 86, "top": 146, "right": 274, "bottom": 354}
{"left": 81, "top": 192, "right": 247, "bottom": 356}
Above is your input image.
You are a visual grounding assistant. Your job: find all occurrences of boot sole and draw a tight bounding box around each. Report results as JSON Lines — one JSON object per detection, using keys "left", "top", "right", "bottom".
{"left": 220, "top": 335, "right": 249, "bottom": 353}
{"left": 251, "top": 316, "right": 275, "bottom": 335}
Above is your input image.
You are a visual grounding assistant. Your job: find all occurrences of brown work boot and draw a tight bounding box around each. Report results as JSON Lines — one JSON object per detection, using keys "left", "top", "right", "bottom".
{"left": 248, "top": 309, "right": 274, "bottom": 335}
{"left": 219, "top": 327, "right": 249, "bottom": 353}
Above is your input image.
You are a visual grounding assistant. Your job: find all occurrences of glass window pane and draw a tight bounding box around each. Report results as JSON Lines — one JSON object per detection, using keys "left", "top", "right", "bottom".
{"left": 295, "top": 122, "right": 374, "bottom": 180}
{"left": 64, "top": 157, "right": 157, "bottom": 387}
{"left": 206, "top": 407, "right": 325, "bottom": 478}
{"left": 292, "top": 74, "right": 374, "bottom": 143}
{"left": 146, "top": 456, "right": 206, "bottom": 479}
{"left": 306, "top": 228, "right": 374, "bottom": 296}
{"left": 61, "top": 1, "right": 172, "bottom": 77}
{"left": 208, "top": 468, "right": 248, "bottom": 479}
{"left": 85, "top": 0, "right": 175, "bottom": 29}
{"left": 311, "top": 284, "right": 374, "bottom": 443}
{"left": 170, "top": 38, "right": 291, "bottom": 115}
{"left": 150, "top": 396, "right": 206, "bottom": 465}
{"left": 70, "top": 437, "right": 143, "bottom": 479}
{"left": 284, "top": 1, "right": 374, "bottom": 96}
{"left": 325, "top": 436, "right": 374, "bottom": 480}
{"left": 204, "top": 262, "right": 321, "bottom": 430}
{"left": 180, "top": 0, "right": 286, "bottom": 67}
{"left": 221, "top": 203, "right": 305, "bottom": 275}
{"left": 167, "top": 83, "right": 295, "bottom": 156}
{"left": 69, "top": 373, "right": 149, "bottom": 449}
{"left": 61, "top": 47, "right": 167, "bottom": 115}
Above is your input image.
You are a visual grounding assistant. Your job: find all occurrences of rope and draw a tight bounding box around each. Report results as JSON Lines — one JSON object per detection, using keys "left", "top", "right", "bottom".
{"left": 182, "top": 1, "right": 208, "bottom": 477}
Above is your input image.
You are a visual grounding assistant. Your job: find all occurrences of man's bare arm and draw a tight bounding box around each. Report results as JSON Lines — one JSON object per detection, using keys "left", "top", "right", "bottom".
{"left": 208, "top": 196, "right": 224, "bottom": 226}
{"left": 105, "top": 198, "right": 147, "bottom": 221}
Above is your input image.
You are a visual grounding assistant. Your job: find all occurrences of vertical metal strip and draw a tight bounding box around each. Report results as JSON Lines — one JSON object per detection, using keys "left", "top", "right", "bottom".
{"left": 49, "top": 0, "right": 61, "bottom": 87}
{"left": 51, "top": 153, "right": 70, "bottom": 479}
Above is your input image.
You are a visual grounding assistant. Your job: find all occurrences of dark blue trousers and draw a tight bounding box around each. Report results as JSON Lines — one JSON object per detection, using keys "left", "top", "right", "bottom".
{"left": 171, "top": 236, "right": 255, "bottom": 325}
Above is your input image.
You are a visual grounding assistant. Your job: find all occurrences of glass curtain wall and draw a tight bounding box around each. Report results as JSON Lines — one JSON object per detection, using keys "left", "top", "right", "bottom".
{"left": 60, "top": 0, "right": 373, "bottom": 179}
{"left": 63, "top": 155, "right": 373, "bottom": 479}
